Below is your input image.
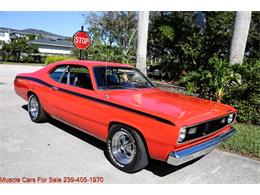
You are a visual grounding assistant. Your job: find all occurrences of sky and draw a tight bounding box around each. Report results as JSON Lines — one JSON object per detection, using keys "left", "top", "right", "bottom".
{"left": 0, "top": 12, "right": 90, "bottom": 37}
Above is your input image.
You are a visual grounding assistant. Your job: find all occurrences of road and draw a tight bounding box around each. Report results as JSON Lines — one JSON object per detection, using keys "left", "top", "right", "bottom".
{"left": 0, "top": 64, "right": 259, "bottom": 183}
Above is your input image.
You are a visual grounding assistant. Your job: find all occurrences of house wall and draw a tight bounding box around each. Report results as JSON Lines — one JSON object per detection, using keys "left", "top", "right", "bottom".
{"left": 37, "top": 44, "right": 72, "bottom": 55}
{"left": 0, "top": 32, "right": 11, "bottom": 43}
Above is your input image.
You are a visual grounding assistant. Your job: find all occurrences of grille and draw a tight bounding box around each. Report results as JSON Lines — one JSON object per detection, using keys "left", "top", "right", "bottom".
{"left": 180, "top": 114, "right": 234, "bottom": 143}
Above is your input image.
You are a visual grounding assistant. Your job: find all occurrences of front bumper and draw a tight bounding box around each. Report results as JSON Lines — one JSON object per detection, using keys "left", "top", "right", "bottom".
{"left": 167, "top": 127, "right": 236, "bottom": 166}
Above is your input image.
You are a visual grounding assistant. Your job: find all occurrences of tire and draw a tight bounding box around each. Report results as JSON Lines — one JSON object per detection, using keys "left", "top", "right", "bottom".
{"left": 106, "top": 124, "right": 149, "bottom": 173}
{"left": 28, "top": 94, "right": 47, "bottom": 123}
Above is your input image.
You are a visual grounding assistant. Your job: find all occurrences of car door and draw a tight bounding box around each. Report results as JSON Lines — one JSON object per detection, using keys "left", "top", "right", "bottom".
{"left": 48, "top": 64, "right": 95, "bottom": 133}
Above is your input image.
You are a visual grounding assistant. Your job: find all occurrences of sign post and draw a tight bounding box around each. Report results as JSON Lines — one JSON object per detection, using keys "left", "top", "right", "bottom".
{"left": 73, "top": 26, "right": 91, "bottom": 60}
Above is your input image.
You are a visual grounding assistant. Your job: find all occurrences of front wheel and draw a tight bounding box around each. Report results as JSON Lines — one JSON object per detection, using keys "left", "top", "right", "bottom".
{"left": 28, "top": 94, "right": 47, "bottom": 123}
{"left": 106, "top": 124, "right": 148, "bottom": 173}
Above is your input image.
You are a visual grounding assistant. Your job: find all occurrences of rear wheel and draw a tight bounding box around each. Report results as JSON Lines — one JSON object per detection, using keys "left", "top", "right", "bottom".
{"left": 28, "top": 94, "right": 47, "bottom": 123}
{"left": 106, "top": 124, "right": 148, "bottom": 173}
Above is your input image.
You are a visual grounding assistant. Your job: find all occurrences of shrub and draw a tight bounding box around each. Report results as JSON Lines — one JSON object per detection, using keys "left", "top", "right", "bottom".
{"left": 224, "top": 60, "right": 260, "bottom": 124}
{"left": 179, "top": 56, "right": 240, "bottom": 102}
{"left": 45, "top": 55, "right": 76, "bottom": 65}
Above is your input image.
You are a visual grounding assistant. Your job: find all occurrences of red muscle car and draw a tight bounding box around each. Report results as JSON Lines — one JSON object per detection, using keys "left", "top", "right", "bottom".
{"left": 14, "top": 60, "right": 236, "bottom": 173}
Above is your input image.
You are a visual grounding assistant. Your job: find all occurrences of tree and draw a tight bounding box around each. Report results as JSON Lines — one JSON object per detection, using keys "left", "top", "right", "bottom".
{"left": 229, "top": 11, "right": 252, "bottom": 65}
{"left": 81, "top": 11, "right": 137, "bottom": 63}
{"left": 136, "top": 11, "right": 150, "bottom": 75}
{"left": 1, "top": 35, "right": 39, "bottom": 62}
{"left": 148, "top": 12, "right": 235, "bottom": 80}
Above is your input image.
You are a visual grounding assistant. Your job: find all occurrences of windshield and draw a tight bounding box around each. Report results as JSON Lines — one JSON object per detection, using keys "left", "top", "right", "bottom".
{"left": 93, "top": 66, "right": 155, "bottom": 89}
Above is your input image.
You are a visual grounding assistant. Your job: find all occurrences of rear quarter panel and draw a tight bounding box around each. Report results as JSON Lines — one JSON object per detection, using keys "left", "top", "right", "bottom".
{"left": 14, "top": 70, "right": 54, "bottom": 114}
{"left": 14, "top": 76, "right": 30, "bottom": 101}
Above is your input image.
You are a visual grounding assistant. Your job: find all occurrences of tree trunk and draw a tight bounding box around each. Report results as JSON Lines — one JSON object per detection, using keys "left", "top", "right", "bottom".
{"left": 229, "top": 11, "right": 252, "bottom": 65}
{"left": 136, "top": 11, "right": 149, "bottom": 75}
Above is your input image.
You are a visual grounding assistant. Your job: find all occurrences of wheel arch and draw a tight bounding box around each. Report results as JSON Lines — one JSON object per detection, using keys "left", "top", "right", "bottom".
{"left": 108, "top": 121, "right": 150, "bottom": 158}
{"left": 27, "top": 91, "right": 49, "bottom": 114}
{"left": 27, "top": 91, "right": 37, "bottom": 100}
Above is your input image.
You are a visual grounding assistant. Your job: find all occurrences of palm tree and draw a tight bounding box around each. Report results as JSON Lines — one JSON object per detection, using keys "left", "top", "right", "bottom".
{"left": 136, "top": 11, "right": 149, "bottom": 75}
{"left": 229, "top": 11, "right": 252, "bottom": 65}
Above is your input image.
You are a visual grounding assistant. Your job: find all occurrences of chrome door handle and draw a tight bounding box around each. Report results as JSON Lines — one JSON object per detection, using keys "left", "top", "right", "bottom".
{"left": 51, "top": 86, "right": 59, "bottom": 91}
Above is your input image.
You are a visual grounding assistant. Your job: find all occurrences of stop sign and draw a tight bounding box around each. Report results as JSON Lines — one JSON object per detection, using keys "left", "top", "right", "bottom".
{"left": 73, "top": 31, "right": 91, "bottom": 50}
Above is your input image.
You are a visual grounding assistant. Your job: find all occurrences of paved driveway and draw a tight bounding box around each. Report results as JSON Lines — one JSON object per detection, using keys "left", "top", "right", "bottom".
{"left": 0, "top": 64, "right": 259, "bottom": 183}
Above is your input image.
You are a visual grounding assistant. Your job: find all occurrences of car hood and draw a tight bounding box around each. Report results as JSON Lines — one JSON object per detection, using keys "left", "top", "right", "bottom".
{"left": 106, "top": 88, "right": 235, "bottom": 126}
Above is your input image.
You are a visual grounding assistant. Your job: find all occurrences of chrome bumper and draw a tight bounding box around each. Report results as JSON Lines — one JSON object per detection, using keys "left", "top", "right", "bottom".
{"left": 167, "top": 127, "right": 236, "bottom": 166}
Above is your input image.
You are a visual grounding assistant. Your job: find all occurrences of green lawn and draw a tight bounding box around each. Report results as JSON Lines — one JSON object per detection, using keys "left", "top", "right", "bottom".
{"left": 0, "top": 61, "right": 44, "bottom": 66}
{"left": 220, "top": 123, "right": 260, "bottom": 159}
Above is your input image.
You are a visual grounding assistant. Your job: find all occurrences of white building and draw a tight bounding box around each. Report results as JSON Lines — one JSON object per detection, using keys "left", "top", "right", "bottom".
{"left": 29, "top": 37, "right": 73, "bottom": 55}
{"left": 0, "top": 27, "right": 73, "bottom": 55}
{"left": 0, "top": 31, "right": 11, "bottom": 44}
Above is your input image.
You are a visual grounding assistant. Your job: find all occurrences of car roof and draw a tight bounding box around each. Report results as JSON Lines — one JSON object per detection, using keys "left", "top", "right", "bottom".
{"left": 53, "top": 60, "right": 134, "bottom": 68}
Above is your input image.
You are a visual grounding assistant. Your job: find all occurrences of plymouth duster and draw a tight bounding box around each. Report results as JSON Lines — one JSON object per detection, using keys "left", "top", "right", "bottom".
{"left": 14, "top": 60, "right": 236, "bottom": 173}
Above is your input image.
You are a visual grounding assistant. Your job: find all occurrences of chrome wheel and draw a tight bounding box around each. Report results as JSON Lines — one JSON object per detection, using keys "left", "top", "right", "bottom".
{"left": 29, "top": 96, "right": 39, "bottom": 120}
{"left": 111, "top": 130, "right": 136, "bottom": 165}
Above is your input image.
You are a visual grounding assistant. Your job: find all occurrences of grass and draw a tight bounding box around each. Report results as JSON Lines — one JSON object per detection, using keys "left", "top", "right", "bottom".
{"left": 0, "top": 61, "right": 44, "bottom": 66}
{"left": 220, "top": 123, "right": 260, "bottom": 159}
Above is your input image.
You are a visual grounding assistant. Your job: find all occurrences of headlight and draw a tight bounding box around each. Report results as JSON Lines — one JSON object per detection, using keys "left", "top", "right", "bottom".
{"left": 178, "top": 127, "right": 186, "bottom": 142}
{"left": 227, "top": 113, "right": 234, "bottom": 124}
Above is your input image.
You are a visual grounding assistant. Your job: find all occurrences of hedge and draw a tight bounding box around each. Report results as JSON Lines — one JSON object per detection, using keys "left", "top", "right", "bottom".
{"left": 45, "top": 55, "right": 76, "bottom": 65}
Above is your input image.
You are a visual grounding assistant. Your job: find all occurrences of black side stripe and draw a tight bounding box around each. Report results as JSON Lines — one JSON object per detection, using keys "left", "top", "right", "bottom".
{"left": 16, "top": 76, "right": 52, "bottom": 88}
{"left": 16, "top": 76, "right": 175, "bottom": 126}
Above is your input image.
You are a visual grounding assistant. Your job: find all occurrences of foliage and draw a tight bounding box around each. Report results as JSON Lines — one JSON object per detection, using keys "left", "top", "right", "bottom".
{"left": 220, "top": 123, "right": 260, "bottom": 159}
{"left": 245, "top": 12, "right": 260, "bottom": 59}
{"left": 78, "top": 11, "right": 137, "bottom": 64}
{"left": 224, "top": 60, "right": 260, "bottom": 124}
{"left": 180, "top": 57, "right": 240, "bottom": 102}
{"left": 73, "top": 43, "right": 122, "bottom": 62}
{"left": 148, "top": 12, "right": 259, "bottom": 81}
{"left": 45, "top": 55, "right": 76, "bottom": 65}
{"left": 148, "top": 12, "right": 235, "bottom": 80}
{"left": 1, "top": 35, "right": 39, "bottom": 62}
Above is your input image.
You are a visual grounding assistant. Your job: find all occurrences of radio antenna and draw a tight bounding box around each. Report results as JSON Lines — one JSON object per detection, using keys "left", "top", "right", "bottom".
{"left": 105, "top": 35, "right": 108, "bottom": 89}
